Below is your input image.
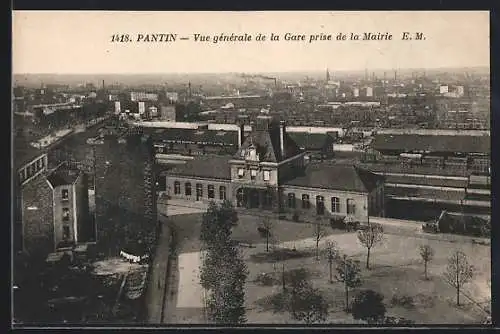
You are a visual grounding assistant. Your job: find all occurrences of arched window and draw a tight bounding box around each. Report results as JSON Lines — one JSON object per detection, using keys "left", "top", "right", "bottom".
{"left": 174, "top": 181, "right": 181, "bottom": 195}
{"left": 316, "top": 195, "right": 325, "bottom": 215}
{"left": 302, "top": 194, "right": 310, "bottom": 209}
{"left": 196, "top": 183, "right": 203, "bottom": 200}
{"left": 347, "top": 199, "right": 356, "bottom": 215}
{"left": 219, "top": 186, "right": 227, "bottom": 200}
{"left": 185, "top": 182, "right": 192, "bottom": 196}
{"left": 236, "top": 188, "right": 245, "bottom": 207}
{"left": 288, "top": 193, "right": 296, "bottom": 208}
{"left": 331, "top": 197, "right": 340, "bottom": 213}
{"left": 208, "top": 185, "right": 215, "bottom": 199}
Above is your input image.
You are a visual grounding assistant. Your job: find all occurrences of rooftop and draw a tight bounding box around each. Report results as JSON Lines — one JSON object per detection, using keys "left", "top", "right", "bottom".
{"left": 288, "top": 132, "right": 334, "bottom": 150}
{"left": 168, "top": 155, "right": 232, "bottom": 180}
{"left": 14, "top": 135, "right": 47, "bottom": 171}
{"left": 234, "top": 119, "right": 301, "bottom": 163}
{"left": 146, "top": 128, "right": 238, "bottom": 146}
{"left": 371, "top": 134, "right": 490, "bottom": 154}
{"left": 46, "top": 164, "right": 82, "bottom": 187}
{"left": 284, "top": 163, "right": 384, "bottom": 193}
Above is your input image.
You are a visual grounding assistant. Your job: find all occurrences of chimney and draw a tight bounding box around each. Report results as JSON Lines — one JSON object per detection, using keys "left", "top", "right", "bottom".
{"left": 279, "top": 120, "right": 286, "bottom": 159}
{"left": 238, "top": 123, "right": 245, "bottom": 147}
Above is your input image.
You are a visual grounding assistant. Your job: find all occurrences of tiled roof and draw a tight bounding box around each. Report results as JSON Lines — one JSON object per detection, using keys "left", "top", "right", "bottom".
{"left": 47, "top": 165, "right": 82, "bottom": 187}
{"left": 167, "top": 155, "right": 231, "bottom": 180}
{"left": 234, "top": 121, "right": 301, "bottom": 162}
{"left": 371, "top": 134, "right": 490, "bottom": 154}
{"left": 284, "top": 163, "right": 384, "bottom": 193}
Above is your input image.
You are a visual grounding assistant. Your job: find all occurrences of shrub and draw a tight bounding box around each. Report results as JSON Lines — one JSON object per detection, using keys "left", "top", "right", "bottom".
{"left": 351, "top": 290, "right": 386, "bottom": 323}
{"left": 254, "top": 272, "right": 276, "bottom": 286}
{"left": 390, "top": 294, "right": 415, "bottom": 309}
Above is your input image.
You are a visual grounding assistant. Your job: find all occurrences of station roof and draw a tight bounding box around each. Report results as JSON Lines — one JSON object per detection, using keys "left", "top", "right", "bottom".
{"left": 284, "top": 163, "right": 384, "bottom": 193}
{"left": 371, "top": 134, "right": 490, "bottom": 154}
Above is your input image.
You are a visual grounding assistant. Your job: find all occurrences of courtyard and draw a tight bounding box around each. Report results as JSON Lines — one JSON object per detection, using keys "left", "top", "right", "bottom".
{"left": 163, "top": 208, "right": 491, "bottom": 325}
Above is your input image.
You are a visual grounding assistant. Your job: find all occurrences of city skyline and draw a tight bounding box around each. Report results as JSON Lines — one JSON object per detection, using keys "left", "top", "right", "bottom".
{"left": 13, "top": 11, "right": 489, "bottom": 75}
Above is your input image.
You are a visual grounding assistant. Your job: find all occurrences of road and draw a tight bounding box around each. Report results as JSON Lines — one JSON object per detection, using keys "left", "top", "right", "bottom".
{"left": 146, "top": 201, "right": 204, "bottom": 324}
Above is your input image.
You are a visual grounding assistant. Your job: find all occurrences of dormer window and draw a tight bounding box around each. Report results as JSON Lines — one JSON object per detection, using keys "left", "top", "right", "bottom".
{"left": 263, "top": 170, "right": 270, "bottom": 181}
{"left": 238, "top": 168, "right": 245, "bottom": 177}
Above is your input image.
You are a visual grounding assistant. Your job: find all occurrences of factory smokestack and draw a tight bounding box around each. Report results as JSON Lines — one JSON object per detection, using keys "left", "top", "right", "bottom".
{"left": 279, "top": 120, "right": 286, "bottom": 159}
{"left": 238, "top": 122, "right": 245, "bottom": 147}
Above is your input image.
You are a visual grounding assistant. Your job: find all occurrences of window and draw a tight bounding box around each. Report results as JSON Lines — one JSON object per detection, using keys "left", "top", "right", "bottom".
{"left": 263, "top": 170, "right": 270, "bottom": 181}
{"left": 37, "top": 159, "right": 42, "bottom": 170}
{"left": 62, "top": 208, "right": 70, "bottom": 221}
{"left": 331, "top": 197, "right": 340, "bottom": 213}
{"left": 18, "top": 171, "right": 24, "bottom": 184}
{"left": 250, "top": 169, "right": 257, "bottom": 180}
{"left": 316, "top": 196, "right": 325, "bottom": 215}
{"left": 62, "top": 189, "right": 69, "bottom": 200}
{"left": 27, "top": 166, "right": 33, "bottom": 178}
{"left": 196, "top": 183, "right": 203, "bottom": 200}
{"left": 174, "top": 181, "right": 181, "bottom": 195}
{"left": 62, "top": 225, "right": 70, "bottom": 240}
{"left": 347, "top": 199, "right": 356, "bottom": 215}
{"left": 288, "top": 193, "right": 296, "bottom": 208}
{"left": 237, "top": 168, "right": 245, "bottom": 177}
{"left": 185, "top": 182, "right": 192, "bottom": 196}
{"left": 40, "top": 158, "right": 45, "bottom": 168}
{"left": 219, "top": 186, "right": 226, "bottom": 200}
{"left": 208, "top": 185, "right": 215, "bottom": 199}
{"left": 302, "top": 194, "right": 310, "bottom": 209}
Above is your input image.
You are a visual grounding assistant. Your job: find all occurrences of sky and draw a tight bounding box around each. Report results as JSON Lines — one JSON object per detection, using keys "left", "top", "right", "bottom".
{"left": 12, "top": 11, "right": 490, "bottom": 74}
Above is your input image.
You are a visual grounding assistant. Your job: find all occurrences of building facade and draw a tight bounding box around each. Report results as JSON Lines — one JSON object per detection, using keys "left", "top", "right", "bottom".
{"left": 15, "top": 159, "right": 91, "bottom": 256}
{"left": 164, "top": 117, "right": 385, "bottom": 224}
{"left": 46, "top": 164, "right": 91, "bottom": 249}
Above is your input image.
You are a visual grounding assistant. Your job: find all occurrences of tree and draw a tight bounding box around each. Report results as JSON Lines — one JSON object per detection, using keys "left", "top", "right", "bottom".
{"left": 200, "top": 201, "right": 238, "bottom": 248}
{"left": 418, "top": 244, "right": 434, "bottom": 280}
{"left": 199, "top": 202, "right": 248, "bottom": 324}
{"left": 443, "top": 250, "right": 474, "bottom": 306}
{"left": 290, "top": 286, "right": 329, "bottom": 324}
{"left": 357, "top": 223, "right": 384, "bottom": 269}
{"left": 325, "top": 241, "right": 339, "bottom": 283}
{"left": 313, "top": 221, "right": 326, "bottom": 260}
{"left": 262, "top": 217, "right": 274, "bottom": 252}
{"left": 351, "top": 290, "right": 386, "bottom": 324}
{"left": 335, "top": 254, "right": 362, "bottom": 311}
{"left": 206, "top": 242, "right": 248, "bottom": 324}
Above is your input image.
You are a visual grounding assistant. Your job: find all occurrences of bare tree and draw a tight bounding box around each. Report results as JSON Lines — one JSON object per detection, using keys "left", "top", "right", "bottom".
{"left": 262, "top": 217, "right": 273, "bottom": 252}
{"left": 335, "top": 254, "right": 362, "bottom": 311}
{"left": 313, "top": 221, "right": 326, "bottom": 260}
{"left": 357, "top": 223, "right": 384, "bottom": 269}
{"left": 418, "top": 244, "right": 434, "bottom": 280}
{"left": 325, "top": 240, "right": 339, "bottom": 283}
{"left": 443, "top": 250, "right": 474, "bottom": 306}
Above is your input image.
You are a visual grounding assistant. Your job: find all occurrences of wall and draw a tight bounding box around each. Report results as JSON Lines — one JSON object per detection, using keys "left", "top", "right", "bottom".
{"left": 281, "top": 185, "right": 369, "bottom": 223}
{"left": 75, "top": 173, "right": 91, "bottom": 242}
{"left": 21, "top": 174, "right": 54, "bottom": 255}
{"left": 53, "top": 184, "right": 76, "bottom": 248}
{"left": 166, "top": 175, "right": 231, "bottom": 203}
{"left": 230, "top": 159, "right": 279, "bottom": 186}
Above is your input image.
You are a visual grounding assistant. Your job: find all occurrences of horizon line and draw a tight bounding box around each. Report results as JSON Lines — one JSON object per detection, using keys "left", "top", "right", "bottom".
{"left": 13, "top": 65, "right": 490, "bottom": 77}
